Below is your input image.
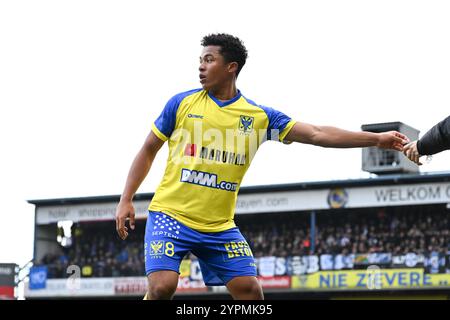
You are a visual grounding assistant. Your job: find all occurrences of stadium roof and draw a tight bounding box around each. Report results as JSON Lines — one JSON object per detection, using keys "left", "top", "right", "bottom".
{"left": 27, "top": 171, "right": 450, "bottom": 207}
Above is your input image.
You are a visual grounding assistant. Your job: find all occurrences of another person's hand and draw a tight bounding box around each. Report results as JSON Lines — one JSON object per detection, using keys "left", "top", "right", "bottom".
{"left": 403, "top": 140, "right": 422, "bottom": 165}
{"left": 115, "top": 200, "right": 136, "bottom": 240}
{"left": 376, "top": 131, "right": 410, "bottom": 151}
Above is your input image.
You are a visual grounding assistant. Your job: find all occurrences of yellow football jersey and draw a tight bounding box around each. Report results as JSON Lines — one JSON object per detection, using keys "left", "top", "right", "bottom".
{"left": 149, "top": 89, "right": 295, "bottom": 232}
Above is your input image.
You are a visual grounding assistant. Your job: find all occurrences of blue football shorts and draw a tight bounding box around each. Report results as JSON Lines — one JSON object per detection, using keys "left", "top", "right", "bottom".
{"left": 144, "top": 211, "right": 257, "bottom": 286}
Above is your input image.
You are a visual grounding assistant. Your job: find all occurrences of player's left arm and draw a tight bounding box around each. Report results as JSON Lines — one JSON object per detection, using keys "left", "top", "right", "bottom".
{"left": 284, "top": 121, "right": 409, "bottom": 151}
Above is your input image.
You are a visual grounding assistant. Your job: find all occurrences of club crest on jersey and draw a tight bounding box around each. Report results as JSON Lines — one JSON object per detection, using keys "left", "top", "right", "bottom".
{"left": 239, "top": 115, "right": 254, "bottom": 134}
{"left": 150, "top": 241, "right": 164, "bottom": 255}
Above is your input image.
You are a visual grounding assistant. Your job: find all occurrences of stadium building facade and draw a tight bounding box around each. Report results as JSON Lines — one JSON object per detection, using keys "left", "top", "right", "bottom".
{"left": 25, "top": 172, "right": 450, "bottom": 299}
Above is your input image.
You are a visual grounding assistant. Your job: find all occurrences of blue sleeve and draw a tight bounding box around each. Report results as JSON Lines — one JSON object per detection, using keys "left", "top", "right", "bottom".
{"left": 153, "top": 95, "right": 180, "bottom": 140}
{"left": 259, "top": 105, "right": 296, "bottom": 141}
{"left": 153, "top": 89, "right": 201, "bottom": 140}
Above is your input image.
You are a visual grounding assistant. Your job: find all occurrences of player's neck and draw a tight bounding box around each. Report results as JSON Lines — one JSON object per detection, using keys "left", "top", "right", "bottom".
{"left": 209, "top": 82, "right": 237, "bottom": 102}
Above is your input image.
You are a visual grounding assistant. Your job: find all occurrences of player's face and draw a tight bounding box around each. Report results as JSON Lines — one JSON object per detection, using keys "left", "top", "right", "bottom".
{"left": 199, "top": 46, "right": 232, "bottom": 90}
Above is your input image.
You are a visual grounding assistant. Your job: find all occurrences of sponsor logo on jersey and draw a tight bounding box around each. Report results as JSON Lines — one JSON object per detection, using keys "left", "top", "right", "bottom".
{"left": 184, "top": 144, "right": 246, "bottom": 166}
{"left": 180, "top": 168, "right": 237, "bottom": 192}
{"left": 187, "top": 113, "right": 204, "bottom": 119}
{"left": 224, "top": 240, "right": 254, "bottom": 259}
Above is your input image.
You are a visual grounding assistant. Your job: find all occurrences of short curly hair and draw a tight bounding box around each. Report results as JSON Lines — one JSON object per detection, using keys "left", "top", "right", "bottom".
{"left": 201, "top": 33, "right": 248, "bottom": 77}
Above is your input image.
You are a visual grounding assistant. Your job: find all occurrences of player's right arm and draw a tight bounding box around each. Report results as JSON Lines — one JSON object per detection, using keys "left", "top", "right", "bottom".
{"left": 115, "top": 131, "right": 165, "bottom": 240}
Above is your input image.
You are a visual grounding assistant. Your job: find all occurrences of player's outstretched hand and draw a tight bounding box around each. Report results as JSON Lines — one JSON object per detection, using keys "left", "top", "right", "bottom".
{"left": 403, "top": 140, "right": 422, "bottom": 165}
{"left": 115, "top": 200, "right": 136, "bottom": 240}
{"left": 376, "top": 131, "right": 410, "bottom": 151}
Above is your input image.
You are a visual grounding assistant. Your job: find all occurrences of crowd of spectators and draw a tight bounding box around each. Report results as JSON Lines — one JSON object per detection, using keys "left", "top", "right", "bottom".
{"left": 39, "top": 205, "right": 449, "bottom": 278}
{"left": 239, "top": 206, "right": 449, "bottom": 258}
{"left": 40, "top": 221, "right": 145, "bottom": 278}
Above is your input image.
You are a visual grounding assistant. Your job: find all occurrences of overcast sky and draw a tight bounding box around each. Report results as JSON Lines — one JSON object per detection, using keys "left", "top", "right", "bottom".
{"left": 1, "top": 0, "right": 449, "bottom": 269}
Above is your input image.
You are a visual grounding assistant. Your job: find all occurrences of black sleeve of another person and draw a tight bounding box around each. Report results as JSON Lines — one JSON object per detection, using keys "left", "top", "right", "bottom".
{"left": 417, "top": 116, "right": 450, "bottom": 155}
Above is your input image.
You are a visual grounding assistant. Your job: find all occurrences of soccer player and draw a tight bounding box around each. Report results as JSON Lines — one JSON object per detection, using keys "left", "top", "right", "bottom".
{"left": 403, "top": 115, "right": 450, "bottom": 165}
{"left": 115, "top": 33, "right": 409, "bottom": 300}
